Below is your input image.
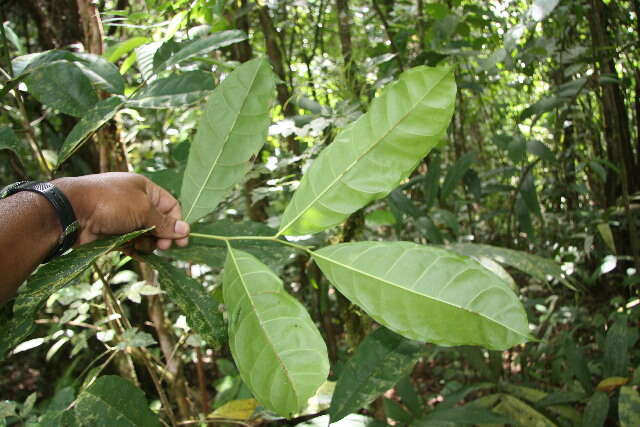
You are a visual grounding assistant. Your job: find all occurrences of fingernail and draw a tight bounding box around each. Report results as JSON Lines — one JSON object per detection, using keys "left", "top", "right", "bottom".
{"left": 175, "top": 221, "right": 189, "bottom": 235}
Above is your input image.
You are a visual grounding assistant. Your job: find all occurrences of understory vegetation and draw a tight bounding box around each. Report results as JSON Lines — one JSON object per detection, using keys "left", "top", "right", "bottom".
{"left": 0, "top": 0, "right": 639, "bottom": 426}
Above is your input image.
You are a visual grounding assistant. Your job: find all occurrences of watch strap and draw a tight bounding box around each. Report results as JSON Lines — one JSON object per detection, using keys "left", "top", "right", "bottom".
{"left": 0, "top": 181, "right": 79, "bottom": 262}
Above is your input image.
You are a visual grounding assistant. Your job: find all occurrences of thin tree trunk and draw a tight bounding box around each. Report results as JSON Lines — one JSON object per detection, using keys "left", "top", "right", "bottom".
{"left": 335, "top": 0, "right": 361, "bottom": 98}
{"left": 588, "top": 0, "right": 637, "bottom": 205}
{"left": 257, "top": 6, "right": 294, "bottom": 117}
{"left": 257, "top": 5, "right": 299, "bottom": 154}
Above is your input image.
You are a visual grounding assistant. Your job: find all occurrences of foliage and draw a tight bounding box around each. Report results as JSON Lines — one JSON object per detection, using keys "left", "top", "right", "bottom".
{"left": 0, "top": 0, "right": 639, "bottom": 425}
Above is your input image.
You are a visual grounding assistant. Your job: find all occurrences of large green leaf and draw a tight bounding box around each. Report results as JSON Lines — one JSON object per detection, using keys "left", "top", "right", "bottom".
{"left": 582, "top": 391, "right": 609, "bottom": 427}
{"left": 127, "top": 71, "right": 214, "bottom": 109}
{"left": 223, "top": 248, "right": 329, "bottom": 417}
{"left": 74, "top": 376, "right": 160, "bottom": 427}
{"left": 25, "top": 60, "right": 98, "bottom": 117}
{"left": 163, "top": 220, "right": 294, "bottom": 269}
{"left": 141, "top": 254, "right": 225, "bottom": 349}
{"left": 73, "top": 52, "right": 125, "bottom": 95}
{"left": 153, "top": 30, "right": 247, "bottom": 72}
{"left": 135, "top": 41, "right": 163, "bottom": 80}
{"left": 0, "top": 230, "right": 148, "bottom": 360}
{"left": 619, "top": 386, "right": 640, "bottom": 427}
{"left": 484, "top": 395, "right": 549, "bottom": 426}
{"left": 413, "top": 406, "right": 511, "bottom": 426}
{"left": 313, "top": 242, "right": 532, "bottom": 350}
{"left": 329, "top": 327, "right": 424, "bottom": 423}
{"left": 180, "top": 58, "right": 275, "bottom": 223}
{"left": 446, "top": 243, "right": 569, "bottom": 287}
{"left": 603, "top": 314, "right": 630, "bottom": 378}
{"left": 13, "top": 50, "right": 76, "bottom": 75}
{"left": 106, "top": 37, "right": 150, "bottom": 62}
{"left": 57, "top": 96, "right": 125, "bottom": 167}
{"left": 278, "top": 65, "right": 456, "bottom": 236}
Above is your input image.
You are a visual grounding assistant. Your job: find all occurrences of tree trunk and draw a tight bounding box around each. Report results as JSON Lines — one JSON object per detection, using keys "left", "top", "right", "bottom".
{"left": 23, "top": 0, "right": 83, "bottom": 49}
{"left": 587, "top": 0, "right": 638, "bottom": 206}
{"left": 335, "top": 0, "right": 361, "bottom": 98}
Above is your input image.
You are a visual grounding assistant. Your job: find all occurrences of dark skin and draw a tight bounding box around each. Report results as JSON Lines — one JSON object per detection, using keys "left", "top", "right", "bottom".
{"left": 0, "top": 173, "right": 190, "bottom": 303}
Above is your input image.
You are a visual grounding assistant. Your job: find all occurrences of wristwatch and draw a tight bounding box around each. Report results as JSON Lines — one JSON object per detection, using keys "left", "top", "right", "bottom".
{"left": 0, "top": 181, "right": 79, "bottom": 262}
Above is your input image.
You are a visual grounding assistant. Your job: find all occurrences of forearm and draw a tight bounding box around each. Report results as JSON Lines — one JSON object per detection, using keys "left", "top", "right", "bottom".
{"left": 0, "top": 191, "right": 60, "bottom": 302}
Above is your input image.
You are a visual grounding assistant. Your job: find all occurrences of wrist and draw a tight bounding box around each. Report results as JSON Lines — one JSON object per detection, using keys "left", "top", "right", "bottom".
{"left": 52, "top": 177, "right": 87, "bottom": 223}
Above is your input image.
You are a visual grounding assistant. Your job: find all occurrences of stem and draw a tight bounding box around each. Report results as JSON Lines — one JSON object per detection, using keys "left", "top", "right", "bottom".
{"left": 189, "top": 233, "right": 314, "bottom": 254}
{"left": 93, "top": 262, "right": 178, "bottom": 426}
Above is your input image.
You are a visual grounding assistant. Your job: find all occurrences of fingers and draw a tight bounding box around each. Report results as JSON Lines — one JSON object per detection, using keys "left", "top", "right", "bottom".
{"left": 145, "top": 203, "right": 190, "bottom": 237}
{"left": 143, "top": 177, "right": 190, "bottom": 249}
{"left": 134, "top": 236, "right": 156, "bottom": 253}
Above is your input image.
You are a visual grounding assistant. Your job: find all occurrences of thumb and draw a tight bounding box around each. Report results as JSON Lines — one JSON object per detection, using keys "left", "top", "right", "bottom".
{"left": 145, "top": 205, "right": 190, "bottom": 239}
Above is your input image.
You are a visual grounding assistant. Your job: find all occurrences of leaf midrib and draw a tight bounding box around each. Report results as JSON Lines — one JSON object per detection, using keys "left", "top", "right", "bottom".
{"left": 312, "top": 249, "right": 529, "bottom": 340}
{"left": 184, "top": 59, "right": 264, "bottom": 222}
{"left": 226, "top": 247, "right": 300, "bottom": 408}
{"left": 278, "top": 69, "right": 450, "bottom": 235}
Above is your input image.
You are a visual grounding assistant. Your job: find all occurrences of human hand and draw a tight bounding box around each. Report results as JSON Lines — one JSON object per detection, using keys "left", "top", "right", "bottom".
{"left": 53, "top": 172, "right": 189, "bottom": 251}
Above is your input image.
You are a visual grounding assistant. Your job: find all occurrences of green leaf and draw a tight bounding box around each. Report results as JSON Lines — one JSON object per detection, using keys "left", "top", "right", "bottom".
{"left": 446, "top": 243, "right": 569, "bottom": 287}
{"left": 365, "top": 210, "right": 397, "bottom": 226}
{"left": 0, "top": 127, "right": 24, "bottom": 156}
{"left": 396, "top": 376, "right": 423, "bottom": 416}
{"left": 127, "top": 71, "right": 214, "bottom": 109}
{"left": 143, "top": 167, "right": 184, "bottom": 198}
{"left": 441, "top": 151, "right": 476, "bottom": 200}
{"left": 278, "top": 65, "right": 456, "bottom": 236}
{"left": 39, "top": 387, "right": 75, "bottom": 425}
{"left": 388, "top": 190, "right": 422, "bottom": 219}
{"left": 13, "top": 50, "right": 76, "bottom": 75}
{"left": 73, "top": 52, "right": 125, "bottom": 95}
{"left": 153, "top": 30, "right": 247, "bottom": 72}
{"left": 491, "top": 395, "right": 553, "bottom": 426}
{"left": 135, "top": 41, "right": 163, "bottom": 80}
{"left": 106, "top": 37, "right": 150, "bottom": 62}
{"left": 619, "top": 386, "right": 640, "bottom": 427}
{"left": 414, "top": 405, "right": 511, "bottom": 426}
{"left": 0, "top": 229, "right": 148, "bottom": 360}
{"left": 313, "top": 242, "right": 532, "bottom": 350}
{"left": 597, "top": 223, "right": 616, "bottom": 253}
{"left": 521, "top": 171, "right": 542, "bottom": 218}
{"left": 329, "top": 327, "right": 424, "bottom": 423}
{"left": 74, "top": 376, "right": 161, "bottom": 427}
{"left": 152, "top": 40, "right": 181, "bottom": 72}
{"left": 57, "top": 96, "right": 124, "bottom": 167}
{"left": 582, "top": 391, "right": 609, "bottom": 427}
{"left": 423, "top": 152, "right": 442, "bottom": 211}
{"left": 163, "top": 220, "right": 294, "bottom": 270}
{"left": 564, "top": 334, "right": 593, "bottom": 392}
{"left": 527, "top": 140, "right": 554, "bottom": 162}
{"left": 438, "top": 383, "right": 495, "bottom": 410}
{"left": 180, "top": 58, "right": 275, "bottom": 223}
{"left": 223, "top": 248, "right": 329, "bottom": 417}
{"left": 140, "top": 254, "right": 225, "bottom": 349}
{"left": 536, "top": 391, "right": 586, "bottom": 407}
{"left": 383, "top": 398, "right": 412, "bottom": 424}
{"left": 603, "top": 314, "right": 630, "bottom": 378}
{"left": 25, "top": 61, "right": 98, "bottom": 117}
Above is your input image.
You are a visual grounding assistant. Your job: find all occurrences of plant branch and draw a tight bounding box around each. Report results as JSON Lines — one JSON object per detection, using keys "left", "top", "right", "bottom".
{"left": 189, "top": 233, "right": 314, "bottom": 253}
